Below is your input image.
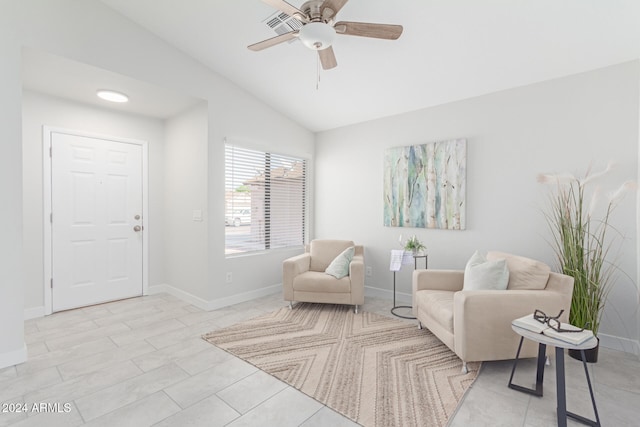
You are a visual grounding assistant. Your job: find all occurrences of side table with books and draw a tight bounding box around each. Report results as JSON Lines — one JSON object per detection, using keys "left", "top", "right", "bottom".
{"left": 508, "top": 313, "right": 600, "bottom": 427}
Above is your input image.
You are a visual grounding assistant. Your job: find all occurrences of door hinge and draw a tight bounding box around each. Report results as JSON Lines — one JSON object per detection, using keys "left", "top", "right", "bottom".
{"left": 49, "top": 146, "right": 52, "bottom": 157}
{"left": 50, "top": 213, "right": 52, "bottom": 223}
{"left": 50, "top": 278, "right": 53, "bottom": 288}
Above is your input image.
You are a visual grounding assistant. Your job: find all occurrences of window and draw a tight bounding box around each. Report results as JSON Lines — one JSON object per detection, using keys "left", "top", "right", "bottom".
{"left": 225, "top": 144, "right": 307, "bottom": 255}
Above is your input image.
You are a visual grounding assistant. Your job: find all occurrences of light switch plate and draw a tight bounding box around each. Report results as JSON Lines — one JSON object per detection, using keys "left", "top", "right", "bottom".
{"left": 192, "top": 209, "right": 203, "bottom": 221}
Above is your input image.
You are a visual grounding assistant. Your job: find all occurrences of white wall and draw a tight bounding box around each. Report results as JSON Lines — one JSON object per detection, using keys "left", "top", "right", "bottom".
{"left": 163, "top": 102, "right": 209, "bottom": 300}
{"left": 1, "top": 0, "right": 314, "bottom": 368}
{"left": 316, "top": 61, "right": 640, "bottom": 352}
{"left": 0, "top": 12, "right": 26, "bottom": 368}
{"left": 21, "top": 90, "right": 166, "bottom": 312}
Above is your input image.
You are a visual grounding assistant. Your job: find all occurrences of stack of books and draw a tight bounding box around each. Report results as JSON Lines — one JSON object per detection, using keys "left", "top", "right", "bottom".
{"left": 512, "top": 313, "right": 595, "bottom": 346}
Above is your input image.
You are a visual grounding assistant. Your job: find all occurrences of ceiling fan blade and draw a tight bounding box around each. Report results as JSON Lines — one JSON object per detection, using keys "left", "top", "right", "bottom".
{"left": 318, "top": 46, "right": 337, "bottom": 70}
{"left": 248, "top": 31, "right": 299, "bottom": 51}
{"left": 321, "top": 0, "right": 349, "bottom": 20}
{"left": 262, "top": 0, "right": 308, "bottom": 22}
{"left": 334, "top": 21, "right": 403, "bottom": 40}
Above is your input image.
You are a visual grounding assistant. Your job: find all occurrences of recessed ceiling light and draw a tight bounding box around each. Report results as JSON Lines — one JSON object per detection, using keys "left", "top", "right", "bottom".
{"left": 96, "top": 89, "right": 129, "bottom": 103}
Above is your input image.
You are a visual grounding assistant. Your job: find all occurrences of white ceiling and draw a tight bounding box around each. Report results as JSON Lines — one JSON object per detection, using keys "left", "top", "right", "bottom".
{"left": 22, "top": 48, "right": 201, "bottom": 120}
{"left": 91, "top": 0, "right": 640, "bottom": 132}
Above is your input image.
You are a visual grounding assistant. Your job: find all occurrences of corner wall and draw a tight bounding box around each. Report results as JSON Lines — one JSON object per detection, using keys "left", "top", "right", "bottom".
{"left": 315, "top": 61, "right": 640, "bottom": 352}
{"left": 163, "top": 102, "right": 209, "bottom": 301}
{"left": 0, "top": 13, "right": 25, "bottom": 367}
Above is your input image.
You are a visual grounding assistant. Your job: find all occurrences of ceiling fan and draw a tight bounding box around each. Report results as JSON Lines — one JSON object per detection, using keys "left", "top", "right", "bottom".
{"left": 248, "top": 0, "right": 403, "bottom": 70}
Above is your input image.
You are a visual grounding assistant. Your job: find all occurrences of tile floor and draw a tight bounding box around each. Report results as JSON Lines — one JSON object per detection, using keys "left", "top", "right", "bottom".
{"left": 1, "top": 292, "right": 638, "bottom": 426}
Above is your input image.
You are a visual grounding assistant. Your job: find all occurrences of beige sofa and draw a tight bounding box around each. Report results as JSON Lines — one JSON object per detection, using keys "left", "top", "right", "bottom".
{"left": 412, "top": 251, "right": 574, "bottom": 371}
{"left": 283, "top": 239, "right": 364, "bottom": 313}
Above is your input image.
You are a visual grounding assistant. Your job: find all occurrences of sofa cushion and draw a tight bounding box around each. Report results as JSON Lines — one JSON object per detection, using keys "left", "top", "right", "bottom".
{"left": 293, "top": 271, "right": 351, "bottom": 293}
{"left": 309, "top": 240, "right": 355, "bottom": 272}
{"left": 415, "top": 290, "right": 454, "bottom": 333}
{"left": 463, "top": 251, "right": 509, "bottom": 291}
{"left": 487, "top": 251, "right": 550, "bottom": 290}
{"left": 325, "top": 246, "right": 355, "bottom": 279}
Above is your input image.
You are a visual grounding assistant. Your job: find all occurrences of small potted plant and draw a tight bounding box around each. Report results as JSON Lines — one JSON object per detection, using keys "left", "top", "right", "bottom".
{"left": 404, "top": 235, "right": 426, "bottom": 256}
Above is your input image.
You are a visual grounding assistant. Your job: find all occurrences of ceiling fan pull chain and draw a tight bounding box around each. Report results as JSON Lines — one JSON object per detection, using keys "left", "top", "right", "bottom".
{"left": 316, "top": 53, "right": 320, "bottom": 90}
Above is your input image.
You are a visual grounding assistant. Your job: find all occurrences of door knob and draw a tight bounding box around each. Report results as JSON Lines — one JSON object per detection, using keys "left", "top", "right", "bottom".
{"left": 134, "top": 214, "right": 141, "bottom": 220}
{"left": 133, "top": 225, "right": 142, "bottom": 232}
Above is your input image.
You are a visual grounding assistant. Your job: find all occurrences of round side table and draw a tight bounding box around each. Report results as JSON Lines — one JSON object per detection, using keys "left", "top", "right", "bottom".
{"left": 508, "top": 324, "right": 600, "bottom": 427}
{"left": 390, "top": 254, "right": 427, "bottom": 320}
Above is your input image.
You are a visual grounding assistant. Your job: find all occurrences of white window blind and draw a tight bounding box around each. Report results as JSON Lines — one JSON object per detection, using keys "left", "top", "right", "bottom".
{"left": 225, "top": 144, "right": 307, "bottom": 255}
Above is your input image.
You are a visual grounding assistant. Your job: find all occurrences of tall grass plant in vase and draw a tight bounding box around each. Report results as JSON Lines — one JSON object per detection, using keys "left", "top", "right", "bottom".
{"left": 537, "top": 163, "right": 635, "bottom": 362}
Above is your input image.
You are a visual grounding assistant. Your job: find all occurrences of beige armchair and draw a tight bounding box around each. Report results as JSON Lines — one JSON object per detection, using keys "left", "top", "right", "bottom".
{"left": 412, "top": 251, "right": 574, "bottom": 372}
{"left": 283, "top": 239, "right": 364, "bottom": 313}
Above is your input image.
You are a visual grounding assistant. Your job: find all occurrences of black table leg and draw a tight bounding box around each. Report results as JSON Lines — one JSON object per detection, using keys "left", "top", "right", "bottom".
{"left": 390, "top": 271, "right": 415, "bottom": 320}
{"left": 508, "top": 337, "right": 546, "bottom": 396}
{"left": 556, "top": 348, "right": 601, "bottom": 427}
{"left": 556, "top": 347, "right": 568, "bottom": 427}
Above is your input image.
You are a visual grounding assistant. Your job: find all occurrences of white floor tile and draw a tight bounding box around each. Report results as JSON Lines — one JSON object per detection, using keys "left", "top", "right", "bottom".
{"left": 74, "top": 363, "right": 189, "bottom": 421}
{"left": 226, "top": 387, "right": 323, "bottom": 427}
{"left": 9, "top": 402, "right": 83, "bottom": 427}
{"left": 173, "top": 345, "right": 235, "bottom": 376}
{"left": 45, "top": 323, "right": 131, "bottom": 352}
{"left": 153, "top": 393, "right": 240, "bottom": 427}
{"left": 56, "top": 340, "right": 156, "bottom": 380}
{"left": 164, "top": 357, "right": 257, "bottom": 409}
{"left": 0, "top": 367, "right": 61, "bottom": 402}
{"left": 0, "top": 397, "right": 27, "bottom": 426}
{"left": 299, "top": 406, "right": 359, "bottom": 426}
{"left": 131, "top": 338, "right": 213, "bottom": 372}
{"left": 17, "top": 337, "right": 116, "bottom": 376}
{"left": 216, "top": 370, "right": 288, "bottom": 414}
{"left": 82, "top": 391, "right": 180, "bottom": 427}
{"left": 24, "top": 360, "right": 142, "bottom": 405}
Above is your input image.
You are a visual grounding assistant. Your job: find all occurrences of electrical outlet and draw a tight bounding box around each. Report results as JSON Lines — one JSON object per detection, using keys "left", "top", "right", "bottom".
{"left": 226, "top": 272, "right": 233, "bottom": 283}
{"left": 366, "top": 266, "right": 372, "bottom": 277}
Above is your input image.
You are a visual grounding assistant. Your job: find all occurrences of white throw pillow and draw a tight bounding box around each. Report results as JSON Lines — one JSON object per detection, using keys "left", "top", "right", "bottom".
{"left": 325, "top": 246, "right": 355, "bottom": 279}
{"left": 463, "top": 251, "right": 509, "bottom": 291}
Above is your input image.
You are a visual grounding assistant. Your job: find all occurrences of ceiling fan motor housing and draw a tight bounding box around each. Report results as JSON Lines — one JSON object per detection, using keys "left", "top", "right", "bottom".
{"left": 301, "top": 0, "right": 328, "bottom": 22}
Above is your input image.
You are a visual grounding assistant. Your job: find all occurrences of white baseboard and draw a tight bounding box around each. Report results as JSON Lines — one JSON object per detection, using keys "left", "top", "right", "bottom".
{"left": 148, "top": 284, "right": 211, "bottom": 311}
{"left": 0, "top": 343, "right": 27, "bottom": 369}
{"left": 598, "top": 333, "right": 640, "bottom": 355}
{"left": 205, "top": 284, "right": 281, "bottom": 311}
{"left": 24, "top": 306, "right": 45, "bottom": 320}
{"left": 148, "top": 283, "right": 281, "bottom": 311}
{"left": 365, "top": 285, "right": 412, "bottom": 304}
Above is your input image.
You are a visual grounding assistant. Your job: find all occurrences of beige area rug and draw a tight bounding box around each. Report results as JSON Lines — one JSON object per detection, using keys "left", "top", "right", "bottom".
{"left": 203, "top": 303, "right": 480, "bottom": 427}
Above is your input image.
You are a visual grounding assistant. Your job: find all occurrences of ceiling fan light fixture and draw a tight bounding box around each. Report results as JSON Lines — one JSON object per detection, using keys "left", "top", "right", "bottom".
{"left": 298, "top": 22, "right": 336, "bottom": 50}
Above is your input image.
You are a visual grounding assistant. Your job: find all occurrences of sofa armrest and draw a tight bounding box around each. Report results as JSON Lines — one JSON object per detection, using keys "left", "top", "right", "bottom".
{"left": 413, "top": 270, "right": 465, "bottom": 292}
{"left": 412, "top": 270, "right": 464, "bottom": 315}
{"left": 453, "top": 289, "right": 571, "bottom": 362}
{"left": 413, "top": 270, "right": 464, "bottom": 317}
{"left": 349, "top": 254, "right": 365, "bottom": 305}
{"left": 283, "top": 253, "right": 311, "bottom": 301}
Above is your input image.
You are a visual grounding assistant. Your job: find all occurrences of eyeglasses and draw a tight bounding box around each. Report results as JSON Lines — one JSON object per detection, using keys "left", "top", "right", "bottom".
{"left": 533, "top": 309, "right": 585, "bottom": 333}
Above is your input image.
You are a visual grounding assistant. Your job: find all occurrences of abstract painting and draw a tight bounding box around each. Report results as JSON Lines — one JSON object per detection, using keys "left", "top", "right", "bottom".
{"left": 384, "top": 138, "right": 466, "bottom": 230}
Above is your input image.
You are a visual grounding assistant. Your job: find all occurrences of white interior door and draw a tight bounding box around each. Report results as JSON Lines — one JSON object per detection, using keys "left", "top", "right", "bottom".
{"left": 51, "top": 132, "right": 143, "bottom": 312}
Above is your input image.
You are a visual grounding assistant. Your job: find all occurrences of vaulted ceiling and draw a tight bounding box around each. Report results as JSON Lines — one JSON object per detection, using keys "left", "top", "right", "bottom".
{"left": 93, "top": 0, "right": 640, "bottom": 131}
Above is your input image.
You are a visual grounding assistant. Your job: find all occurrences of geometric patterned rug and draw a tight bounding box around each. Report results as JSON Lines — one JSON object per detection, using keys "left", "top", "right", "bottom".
{"left": 203, "top": 303, "right": 480, "bottom": 427}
